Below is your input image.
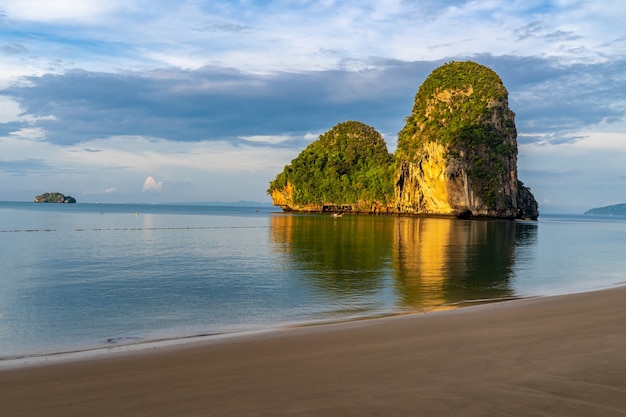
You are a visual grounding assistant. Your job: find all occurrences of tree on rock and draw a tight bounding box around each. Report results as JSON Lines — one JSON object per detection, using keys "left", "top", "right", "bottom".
{"left": 268, "top": 121, "right": 394, "bottom": 212}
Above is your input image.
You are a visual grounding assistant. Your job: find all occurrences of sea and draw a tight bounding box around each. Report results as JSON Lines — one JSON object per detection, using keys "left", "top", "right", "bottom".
{"left": 1, "top": 201, "right": 625, "bottom": 361}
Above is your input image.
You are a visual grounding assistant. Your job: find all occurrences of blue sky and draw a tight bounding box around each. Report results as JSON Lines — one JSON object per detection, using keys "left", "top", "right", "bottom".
{"left": 0, "top": 0, "right": 625, "bottom": 213}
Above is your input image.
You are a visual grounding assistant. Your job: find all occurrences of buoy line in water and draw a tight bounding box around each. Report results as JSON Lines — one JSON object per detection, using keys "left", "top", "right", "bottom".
{"left": 0, "top": 225, "right": 270, "bottom": 233}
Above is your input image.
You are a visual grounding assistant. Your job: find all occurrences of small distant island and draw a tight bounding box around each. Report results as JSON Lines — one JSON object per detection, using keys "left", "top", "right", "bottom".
{"left": 585, "top": 203, "right": 626, "bottom": 216}
{"left": 34, "top": 192, "right": 76, "bottom": 204}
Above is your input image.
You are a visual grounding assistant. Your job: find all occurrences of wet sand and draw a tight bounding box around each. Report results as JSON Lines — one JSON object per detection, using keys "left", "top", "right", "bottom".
{"left": 1, "top": 286, "right": 625, "bottom": 416}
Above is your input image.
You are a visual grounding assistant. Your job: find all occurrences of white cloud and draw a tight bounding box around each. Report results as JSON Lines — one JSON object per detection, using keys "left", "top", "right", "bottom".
{"left": 0, "top": 0, "right": 126, "bottom": 23}
{"left": 9, "top": 127, "right": 46, "bottom": 141}
{"left": 0, "top": 96, "right": 24, "bottom": 123}
{"left": 239, "top": 135, "right": 291, "bottom": 144}
{"left": 142, "top": 176, "right": 163, "bottom": 192}
{"left": 0, "top": 96, "right": 56, "bottom": 125}
{"left": 0, "top": 0, "right": 622, "bottom": 78}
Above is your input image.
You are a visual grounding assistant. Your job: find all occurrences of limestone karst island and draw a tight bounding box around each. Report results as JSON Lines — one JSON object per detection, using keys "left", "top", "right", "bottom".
{"left": 34, "top": 192, "right": 76, "bottom": 203}
{"left": 268, "top": 61, "right": 539, "bottom": 220}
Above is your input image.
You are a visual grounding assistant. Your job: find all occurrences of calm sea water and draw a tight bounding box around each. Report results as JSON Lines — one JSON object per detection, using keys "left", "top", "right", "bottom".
{"left": 1, "top": 201, "right": 625, "bottom": 359}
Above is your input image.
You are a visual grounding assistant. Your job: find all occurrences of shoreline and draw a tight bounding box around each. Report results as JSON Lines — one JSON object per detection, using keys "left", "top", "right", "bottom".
{"left": 0, "top": 293, "right": 529, "bottom": 370}
{"left": 2, "top": 286, "right": 625, "bottom": 416}
{"left": 0, "top": 288, "right": 609, "bottom": 369}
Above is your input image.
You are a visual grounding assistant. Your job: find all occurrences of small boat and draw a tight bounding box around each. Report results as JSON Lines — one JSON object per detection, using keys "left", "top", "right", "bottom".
{"left": 331, "top": 213, "right": 343, "bottom": 218}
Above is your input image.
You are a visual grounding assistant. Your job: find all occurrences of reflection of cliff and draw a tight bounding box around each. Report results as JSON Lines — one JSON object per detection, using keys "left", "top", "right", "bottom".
{"left": 393, "top": 218, "right": 537, "bottom": 309}
{"left": 271, "top": 214, "right": 537, "bottom": 310}
{"left": 270, "top": 214, "right": 394, "bottom": 298}
{"left": 393, "top": 218, "right": 451, "bottom": 308}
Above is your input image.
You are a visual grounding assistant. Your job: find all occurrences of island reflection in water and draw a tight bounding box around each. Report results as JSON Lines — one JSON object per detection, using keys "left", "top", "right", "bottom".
{"left": 270, "top": 214, "right": 538, "bottom": 312}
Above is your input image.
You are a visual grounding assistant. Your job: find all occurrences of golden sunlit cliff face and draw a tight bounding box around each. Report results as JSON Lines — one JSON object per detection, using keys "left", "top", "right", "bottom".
{"left": 270, "top": 183, "right": 295, "bottom": 211}
{"left": 395, "top": 61, "right": 537, "bottom": 219}
{"left": 394, "top": 141, "right": 455, "bottom": 215}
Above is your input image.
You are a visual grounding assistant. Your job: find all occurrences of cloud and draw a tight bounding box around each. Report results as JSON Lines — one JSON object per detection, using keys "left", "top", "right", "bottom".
{"left": 0, "top": 0, "right": 124, "bottom": 22}
{"left": 0, "top": 62, "right": 426, "bottom": 146}
{"left": 142, "top": 176, "right": 163, "bottom": 192}
{"left": 0, "top": 158, "right": 50, "bottom": 175}
{"left": 1, "top": 43, "right": 28, "bottom": 54}
{"left": 474, "top": 55, "right": 626, "bottom": 143}
{"left": 193, "top": 21, "right": 253, "bottom": 33}
{"left": 1, "top": 0, "right": 619, "bottom": 79}
{"left": 239, "top": 135, "right": 293, "bottom": 145}
{"left": 9, "top": 127, "right": 46, "bottom": 140}
{"left": 2, "top": 54, "right": 624, "bottom": 150}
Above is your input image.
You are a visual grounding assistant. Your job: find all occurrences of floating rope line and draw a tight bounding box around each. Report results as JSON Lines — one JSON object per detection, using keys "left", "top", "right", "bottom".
{"left": 1, "top": 225, "right": 269, "bottom": 233}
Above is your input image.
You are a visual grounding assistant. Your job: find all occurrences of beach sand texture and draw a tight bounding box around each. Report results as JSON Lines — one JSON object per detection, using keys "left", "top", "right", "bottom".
{"left": 1, "top": 286, "right": 625, "bottom": 416}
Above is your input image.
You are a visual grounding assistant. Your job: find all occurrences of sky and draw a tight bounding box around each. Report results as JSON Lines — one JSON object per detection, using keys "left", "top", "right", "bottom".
{"left": 0, "top": 1, "right": 625, "bottom": 213}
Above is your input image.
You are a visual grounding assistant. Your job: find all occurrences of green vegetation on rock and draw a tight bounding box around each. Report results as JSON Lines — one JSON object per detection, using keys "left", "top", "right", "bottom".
{"left": 34, "top": 192, "right": 76, "bottom": 203}
{"left": 398, "top": 61, "right": 507, "bottom": 154}
{"left": 268, "top": 121, "right": 394, "bottom": 207}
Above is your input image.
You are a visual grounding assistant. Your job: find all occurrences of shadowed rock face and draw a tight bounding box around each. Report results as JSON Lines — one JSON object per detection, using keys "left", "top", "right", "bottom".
{"left": 395, "top": 61, "right": 537, "bottom": 219}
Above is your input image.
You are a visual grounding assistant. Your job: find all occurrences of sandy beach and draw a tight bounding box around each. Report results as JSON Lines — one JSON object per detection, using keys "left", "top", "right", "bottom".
{"left": 1, "top": 286, "right": 625, "bottom": 417}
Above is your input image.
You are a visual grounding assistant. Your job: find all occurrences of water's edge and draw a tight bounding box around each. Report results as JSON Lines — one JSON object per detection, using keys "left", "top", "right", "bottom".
{"left": 2, "top": 289, "right": 616, "bottom": 371}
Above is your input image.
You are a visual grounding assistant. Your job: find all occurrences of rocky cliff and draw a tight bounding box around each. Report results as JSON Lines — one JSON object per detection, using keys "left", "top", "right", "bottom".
{"left": 395, "top": 61, "right": 538, "bottom": 219}
{"left": 268, "top": 61, "right": 538, "bottom": 219}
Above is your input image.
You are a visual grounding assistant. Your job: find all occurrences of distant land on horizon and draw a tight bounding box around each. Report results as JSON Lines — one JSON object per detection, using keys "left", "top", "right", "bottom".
{"left": 584, "top": 203, "right": 626, "bottom": 216}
